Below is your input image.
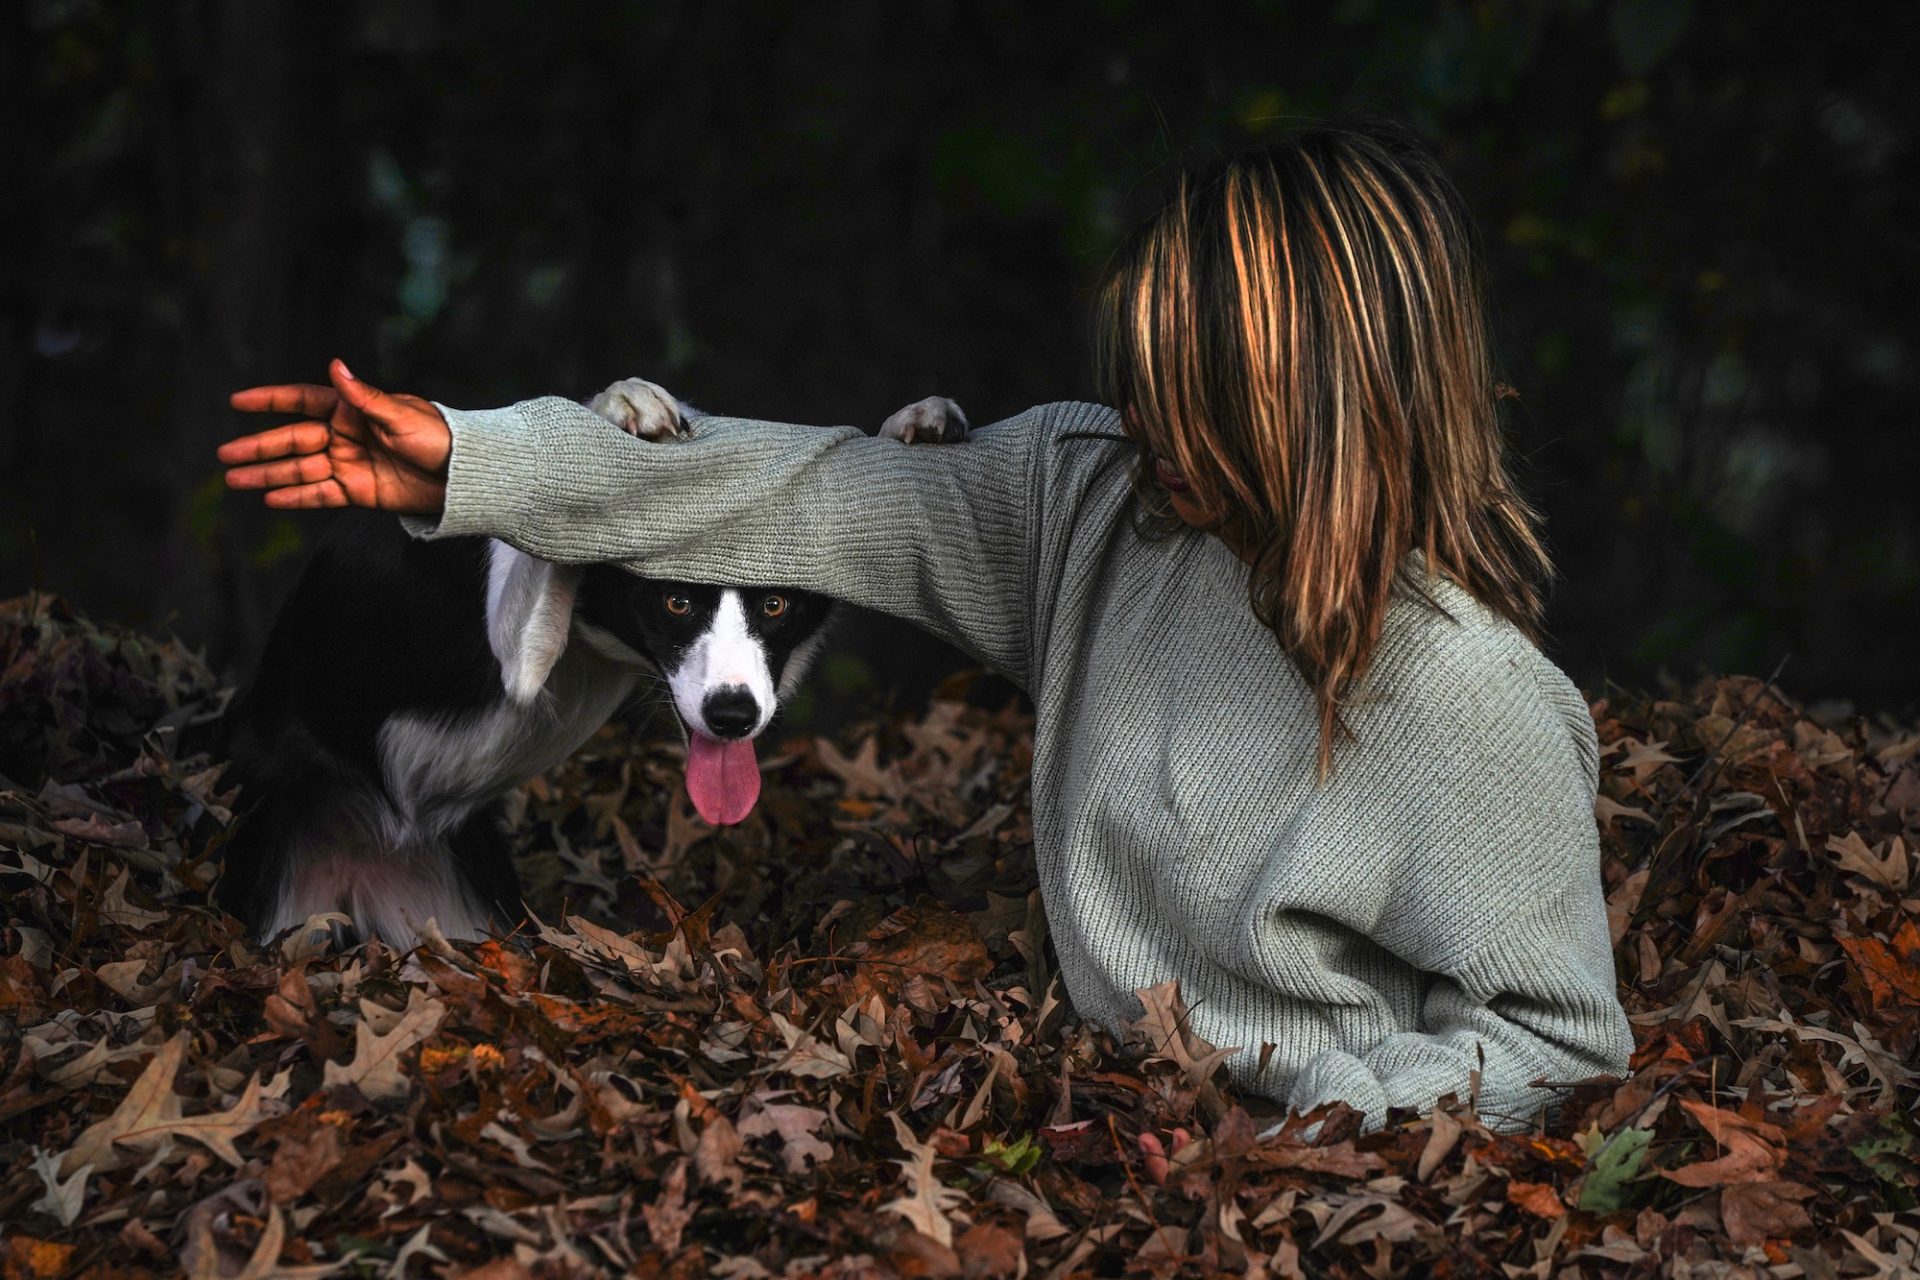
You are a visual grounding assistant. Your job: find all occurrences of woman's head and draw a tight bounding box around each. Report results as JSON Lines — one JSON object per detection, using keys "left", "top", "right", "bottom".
{"left": 1095, "top": 120, "right": 1554, "bottom": 779}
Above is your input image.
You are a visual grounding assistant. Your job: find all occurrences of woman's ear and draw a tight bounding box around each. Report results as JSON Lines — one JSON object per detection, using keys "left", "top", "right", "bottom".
{"left": 484, "top": 542, "right": 582, "bottom": 703}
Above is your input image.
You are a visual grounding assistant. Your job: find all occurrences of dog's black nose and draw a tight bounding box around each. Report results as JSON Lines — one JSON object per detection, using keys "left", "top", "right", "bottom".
{"left": 700, "top": 686, "right": 760, "bottom": 739}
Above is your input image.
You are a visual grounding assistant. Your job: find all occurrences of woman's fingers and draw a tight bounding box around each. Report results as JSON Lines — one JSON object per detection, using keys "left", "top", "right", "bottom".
{"left": 328, "top": 358, "right": 406, "bottom": 422}
{"left": 327, "top": 359, "right": 452, "bottom": 476}
{"left": 215, "top": 422, "right": 334, "bottom": 465}
{"left": 223, "top": 452, "right": 338, "bottom": 491}
{"left": 262, "top": 480, "right": 351, "bottom": 509}
{"left": 221, "top": 362, "right": 447, "bottom": 512}
{"left": 228, "top": 383, "right": 340, "bottom": 416}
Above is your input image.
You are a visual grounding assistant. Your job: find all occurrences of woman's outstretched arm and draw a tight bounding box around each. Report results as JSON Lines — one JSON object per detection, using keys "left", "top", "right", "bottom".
{"left": 428, "top": 393, "right": 1047, "bottom": 683}
{"left": 221, "top": 364, "right": 1054, "bottom": 686}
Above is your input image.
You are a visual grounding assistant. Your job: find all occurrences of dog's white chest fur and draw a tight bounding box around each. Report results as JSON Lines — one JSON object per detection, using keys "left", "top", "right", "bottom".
{"left": 377, "top": 655, "right": 635, "bottom": 835}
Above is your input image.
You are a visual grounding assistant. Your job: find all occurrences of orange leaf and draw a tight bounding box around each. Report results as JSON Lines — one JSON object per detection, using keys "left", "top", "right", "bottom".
{"left": 3, "top": 1237, "right": 75, "bottom": 1280}
{"left": 1838, "top": 920, "right": 1920, "bottom": 1012}
{"left": 843, "top": 901, "right": 992, "bottom": 1008}
{"left": 1506, "top": 1179, "right": 1566, "bottom": 1219}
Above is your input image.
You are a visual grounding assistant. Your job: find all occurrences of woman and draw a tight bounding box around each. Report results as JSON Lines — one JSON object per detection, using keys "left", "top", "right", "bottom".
{"left": 220, "top": 121, "right": 1633, "bottom": 1134}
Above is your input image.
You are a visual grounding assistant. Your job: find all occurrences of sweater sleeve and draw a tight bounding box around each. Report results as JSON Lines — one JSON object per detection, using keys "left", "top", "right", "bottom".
{"left": 403, "top": 396, "right": 1051, "bottom": 687}
{"left": 1284, "top": 878, "right": 1634, "bottom": 1133}
{"left": 1283, "top": 631, "right": 1634, "bottom": 1134}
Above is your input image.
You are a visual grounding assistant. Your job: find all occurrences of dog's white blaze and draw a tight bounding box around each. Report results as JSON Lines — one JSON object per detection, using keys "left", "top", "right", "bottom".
{"left": 668, "top": 589, "right": 775, "bottom": 735}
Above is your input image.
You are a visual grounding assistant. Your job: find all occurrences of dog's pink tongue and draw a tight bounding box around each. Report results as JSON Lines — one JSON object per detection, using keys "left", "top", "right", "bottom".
{"left": 685, "top": 732, "right": 761, "bottom": 826}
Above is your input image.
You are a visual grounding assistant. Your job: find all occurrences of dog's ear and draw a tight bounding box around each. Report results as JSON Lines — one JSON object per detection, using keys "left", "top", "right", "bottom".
{"left": 485, "top": 542, "right": 581, "bottom": 703}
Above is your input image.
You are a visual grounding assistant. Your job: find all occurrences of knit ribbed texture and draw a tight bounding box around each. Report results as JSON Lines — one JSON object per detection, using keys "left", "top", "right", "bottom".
{"left": 409, "top": 396, "right": 1635, "bottom": 1133}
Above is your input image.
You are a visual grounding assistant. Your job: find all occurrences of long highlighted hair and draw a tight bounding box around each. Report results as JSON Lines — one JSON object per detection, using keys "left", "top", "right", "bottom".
{"left": 1095, "top": 121, "right": 1553, "bottom": 780}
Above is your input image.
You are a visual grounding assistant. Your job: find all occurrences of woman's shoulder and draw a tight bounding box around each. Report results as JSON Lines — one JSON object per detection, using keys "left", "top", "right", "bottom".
{"left": 1321, "top": 559, "right": 1604, "bottom": 963}
{"left": 975, "top": 399, "right": 1139, "bottom": 524}
{"left": 1364, "top": 554, "right": 1600, "bottom": 796}
{"left": 974, "top": 402, "right": 1131, "bottom": 474}
{"left": 980, "top": 400, "right": 1124, "bottom": 437}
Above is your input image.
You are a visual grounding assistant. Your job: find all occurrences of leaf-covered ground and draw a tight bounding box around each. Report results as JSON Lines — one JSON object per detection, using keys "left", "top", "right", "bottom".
{"left": 0, "top": 592, "right": 1916, "bottom": 1278}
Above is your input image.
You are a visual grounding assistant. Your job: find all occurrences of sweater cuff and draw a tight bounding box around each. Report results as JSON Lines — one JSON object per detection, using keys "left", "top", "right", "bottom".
{"left": 399, "top": 402, "right": 546, "bottom": 543}
{"left": 1287, "top": 1049, "right": 1391, "bottom": 1134}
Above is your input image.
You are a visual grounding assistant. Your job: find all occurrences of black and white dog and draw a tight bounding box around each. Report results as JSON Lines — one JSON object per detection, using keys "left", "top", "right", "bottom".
{"left": 216, "top": 378, "right": 967, "bottom": 947}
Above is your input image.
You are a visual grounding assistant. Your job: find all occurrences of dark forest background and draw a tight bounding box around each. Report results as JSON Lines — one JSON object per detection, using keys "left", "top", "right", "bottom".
{"left": 3, "top": 1, "right": 1915, "bottom": 723}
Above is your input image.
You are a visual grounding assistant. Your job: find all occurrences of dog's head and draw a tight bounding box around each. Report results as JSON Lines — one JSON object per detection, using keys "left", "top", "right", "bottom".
{"left": 573, "top": 567, "right": 832, "bottom": 824}
{"left": 484, "top": 543, "right": 833, "bottom": 826}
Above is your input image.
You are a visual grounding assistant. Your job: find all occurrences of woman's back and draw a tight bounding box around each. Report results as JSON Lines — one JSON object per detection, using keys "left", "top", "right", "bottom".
{"left": 970, "top": 401, "right": 1630, "bottom": 1130}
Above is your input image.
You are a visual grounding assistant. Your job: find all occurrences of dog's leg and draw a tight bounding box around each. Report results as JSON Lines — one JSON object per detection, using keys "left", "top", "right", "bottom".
{"left": 589, "top": 377, "right": 687, "bottom": 441}
{"left": 878, "top": 396, "right": 970, "bottom": 444}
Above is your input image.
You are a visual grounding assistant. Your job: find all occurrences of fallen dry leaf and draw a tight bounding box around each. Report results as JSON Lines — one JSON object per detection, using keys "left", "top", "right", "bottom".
{"left": 884, "top": 1113, "right": 967, "bottom": 1248}
{"left": 60, "top": 1034, "right": 276, "bottom": 1178}
{"left": 1719, "top": 1179, "right": 1816, "bottom": 1249}
{"left": 321, "top": 989, "right": 446, "bottom": 1102}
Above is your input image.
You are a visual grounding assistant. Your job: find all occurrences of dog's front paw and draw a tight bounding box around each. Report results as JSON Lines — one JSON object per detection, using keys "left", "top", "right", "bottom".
{"left": 589, "top": 377, "right": 686, "bottom": 442}
{"left": 878, "top": 396, "right": 970, "bottom": 444}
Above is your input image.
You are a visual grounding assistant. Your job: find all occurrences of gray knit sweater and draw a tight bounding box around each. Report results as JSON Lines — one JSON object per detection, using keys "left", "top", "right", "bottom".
{"left": 411, "top": 396, "right": 1634, "bottom": 1133}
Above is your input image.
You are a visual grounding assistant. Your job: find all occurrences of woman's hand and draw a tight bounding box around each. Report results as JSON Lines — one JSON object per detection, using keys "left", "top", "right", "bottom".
{"left": 219, "top": 359, "right": 452, "bottom": 513}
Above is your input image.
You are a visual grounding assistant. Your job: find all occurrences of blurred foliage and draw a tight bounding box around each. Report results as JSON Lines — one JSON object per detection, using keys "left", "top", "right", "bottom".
{"left": 1, "top": 0, "right": 1913, "bottom": 712}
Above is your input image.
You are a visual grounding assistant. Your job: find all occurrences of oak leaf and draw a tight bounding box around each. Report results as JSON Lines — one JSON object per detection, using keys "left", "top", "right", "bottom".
{"left": 1127, "top": 981, "right": 1241, "bottom": 1088}
{"left": 184, "top": 1205, "right": 343, "bottom": 1279}
{"left": 815, "top": 735, "right": 908, "bottom": 801}
{"left": 1615, "top": 736, "right": 1681, "bottom": 782}
{"left": 28, "top": 1147, "right": 88, "bottom": 1226}
{"left": 1838, "top": 919, "right": 1920, "bottom": 1012}
{"left": 738, "top": 1100, "right": 834, "bottom": 1173}
{"left": 1308, "top": 1194, "right": 1434, "bottom": 1248}
{"left": 767, "top": 1011, "right": 853, "bottom": 1080}
{"left": 1826, "top": 831, "right": 1910, "bottom": 892}
{"left": 98, "top": 867, "right": 168, "bottom": 929}
{"left": 322, "top": 988, "right": 445, "bottom": 1102}
{"left": 884, "top": 1113, "right": 967, "bottom": 1248}
{"left": 642, "top": 1159, "right": 693, "bottom": 1254}
{"left": 1506, "top": 1179, "right": 1566, "bottom": 1218}
{"left": 60, "top": 1034, "right": 276, "bottom": 1177}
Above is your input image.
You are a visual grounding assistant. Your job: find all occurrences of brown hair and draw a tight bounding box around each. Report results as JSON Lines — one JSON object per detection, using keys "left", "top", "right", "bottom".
{"left": 1094, "top": 120, "right": 1553, "bottom": 781}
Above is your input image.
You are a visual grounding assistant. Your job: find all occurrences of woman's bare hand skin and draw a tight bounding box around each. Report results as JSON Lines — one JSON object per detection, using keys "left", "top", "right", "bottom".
{"left": 219, "top": 359, "right": 452, "bottom": 514}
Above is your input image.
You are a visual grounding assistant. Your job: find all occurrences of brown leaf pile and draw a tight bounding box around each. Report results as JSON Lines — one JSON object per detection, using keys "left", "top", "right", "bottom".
{"left": 1, "top": 592, "right": 1916, "bottom": 1277}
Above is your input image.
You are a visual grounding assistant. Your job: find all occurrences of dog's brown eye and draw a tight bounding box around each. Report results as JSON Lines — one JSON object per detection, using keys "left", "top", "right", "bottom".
{"left": 664, "top": 593, "right": 691, "bottom": 616}
{"left": 761, "top": 595, "right": 788, "bottom": 619}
